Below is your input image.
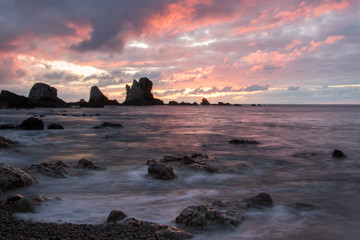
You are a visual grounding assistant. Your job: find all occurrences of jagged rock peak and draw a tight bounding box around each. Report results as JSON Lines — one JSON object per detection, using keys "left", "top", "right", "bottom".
{"left": 89, "top": 86, "right": 109, "bottom": 103}
{"left": 28, "top": 83, "right": 57, "bottom": 100}
{"left": 123, "top": 77, "right": 164, "bottom": 105}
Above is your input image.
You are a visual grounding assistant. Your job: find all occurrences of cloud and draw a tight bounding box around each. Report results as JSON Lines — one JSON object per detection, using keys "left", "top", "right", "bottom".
{"left": 0, "top": 54, "right": 27, "bottom": 84}
{"left": 288, "top": 86, "right": 300, "bottom": 91}
{"left": 243, "top": 84, "right": 269, "bottom": 92}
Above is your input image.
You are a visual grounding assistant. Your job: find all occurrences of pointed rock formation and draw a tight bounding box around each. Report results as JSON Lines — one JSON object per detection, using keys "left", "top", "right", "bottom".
{"left": 80, "top": 86, "right": 119, "bottom": 107}
{"left": 201, "top": 97, "right": 210, "bottom": 105}
{"left": 28, "top": 83, "right": 68, "bottom": 107}
{"left": 123, "top": 77, "right": 164, "bottom": 105}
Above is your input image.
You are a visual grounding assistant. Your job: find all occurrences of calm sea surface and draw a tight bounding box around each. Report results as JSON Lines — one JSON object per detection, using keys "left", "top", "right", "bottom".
{"left": 1, "top": 105, "right": 360, "bottom": 239}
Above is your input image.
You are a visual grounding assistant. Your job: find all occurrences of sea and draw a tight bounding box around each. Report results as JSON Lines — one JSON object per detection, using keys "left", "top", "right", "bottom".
{"left": 1, "top": 105, "right": 360, "bottom": 240}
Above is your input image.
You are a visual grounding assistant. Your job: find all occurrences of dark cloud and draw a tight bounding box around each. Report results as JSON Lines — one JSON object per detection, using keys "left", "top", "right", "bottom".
{"left": 243, "top": 84, "right": 269, "bottom": 92}
{"left": 155, "top": 89, "right": 186, "bottom": 97}
{"left": 288, "top": 86, "right": 300, "bottom": 91}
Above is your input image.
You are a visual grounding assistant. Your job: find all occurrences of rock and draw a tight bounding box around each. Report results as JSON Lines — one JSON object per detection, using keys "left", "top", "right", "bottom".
{"left": 159, "top": 226, "right": 193, "bottom": 240}
{"left": 6, "top": 193, "right": 23, "bottom": 202}
{"left": 0, "top": 90, "right": 36, "bottom": 108}
{"left": 0, "top": 136, "right": 19, "bottom": 148}
{"left": 74, "top": 158, "right": 101, "bottom": 170}
{"left": 0, "top": 124, "right": 19, "bottom": 129}
{"left": 242, "top": 192, "right": 273, "bottom": 208}
{"left": 218, "top": 102, "right": 231, "bottom": 105}
{"left": 24, "top": 161, "right": 71, "bottom": 178}
{"left": 332, "top": 149, "right": 346, "bottom": 158}
{"left": 28, "top": 83, "right": 68, "bottom": 107}
{"left": 175, "top": 205, "right": 241, "bottom": 230}
{"left": 291, "top": 202, "right": 320, "bottom": 211}
{"left": 107, "top": 210, "right": 127, "bottom": 223}
{"left": 159, "top": 154, "right": 218, "bottom": 173}
{"left": 123, "top": 77, "right": 164, "bottom": 105}
{"left": 147, "top": 160, "right": 176, "bottom": 180}
{"left": 168, "top": 100, "right": 179, "bottom": 105}
{"left": 11, "top": 194, "right": 50, "bottom": 213}
{"left": 200, "top": 98, "right": 210, "bottom": 105}
{"left": 0, "top": 163, "right": 36, "bottom": 191}
{"left": 94, "top": 122, "right": 123, "bottom": 129}
{"left": 19, "top": 117, "right": 44, "bottom": 130}
{"left": 48, "top": 123, "right": 64, "bottom": 129}
{"left": 228, "top": 139, "right": 260, "bottom": 144}
{"left": 81, "top": 86, "right": 120, "bottom": 107}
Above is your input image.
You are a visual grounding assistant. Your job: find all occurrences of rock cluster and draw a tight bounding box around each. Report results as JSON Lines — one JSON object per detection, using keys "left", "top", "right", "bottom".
{"left": 0, "top": 163, "right": 36, "bottom": 191}
{"left": 146, "top": 160, "right": 176, "bottom": 180}
{"left": 160, "top": 153, "right": 218, "bottom": 173}
{"left": 123, "top": 78, "right": 164, "bottom": 105}
{"left": 24, "top": 161, "right": 71, "bottom": 179}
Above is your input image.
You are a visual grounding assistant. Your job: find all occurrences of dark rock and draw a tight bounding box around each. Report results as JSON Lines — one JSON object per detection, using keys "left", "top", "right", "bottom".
{"left": 242, "top": 192, "right": 273, "bottom": 208}
{"left": 159, "top": 153, "right": 218, "bottom": 173}
{"left": 332, "top": 149, "right": 346, "bottom": 158}
{"left": 147, "top": 160, "right": 176, "bottom": 180}
{"left": 19, "top": 117, "right": 44, "bottom": 130}
{"left": 0, "top": 124, "right": 19, "bottom": 129}
{"left": 168, "top": 100, "right": 179, "bottom": 105}
{"left": 6, "top": 193, "right": 23, "bottom": 202}
{"left": 0, "top": 136, "right": 19, "bottom": 148}
{"left": 158, "top": 226, "right": 193, "bottom": 240}
{"left": 89, "top": 86, "right": 120, "bottom": 106}
{"left": 218, "top": 102, "right": 231, "bottom": 105}
{"left": 24, "top": 161, "right": 71, "bottom": 178}
{"left": 0, "top": 163, "right": 36, "bottom": 190}
{"left": 12, "top": 194, "right": 50, "bottom": 213}
{"left": 291, "top": 202, "right": 320, "bottom": 211}
{"left": 48, "top": 123, "right": 64, "bottom": 130}
{"left": 0, "top": 90, "right": 36, "bottom": 108}
{"left": 107, "top": 210, "right": 127, "bottom": 223}
{"left": 123, "top": 77, "right": 164, "bottom": 105}
{"left": 28, "top": 83, "right": 68, "bottom": 107}
{"left": 94, "top": 122, "right": 122, "bottom": 128}
{"left": 74, "top": 158, "right": 101, "bottom": 170}
{"left": 228, "top": 139, "right": 260, "bottom": 144}
{"left": 200, "top": 98, "right": 210, "bottom": 105}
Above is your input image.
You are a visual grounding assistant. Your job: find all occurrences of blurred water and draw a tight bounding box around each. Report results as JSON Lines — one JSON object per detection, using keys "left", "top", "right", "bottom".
{"left": 1, "top": 105, "right": 360, "bottom": 239}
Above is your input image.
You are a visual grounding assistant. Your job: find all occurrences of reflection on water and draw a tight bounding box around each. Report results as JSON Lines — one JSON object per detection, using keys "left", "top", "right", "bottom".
{"left": 1, "top": 105, "right": 360, "bottom": 239}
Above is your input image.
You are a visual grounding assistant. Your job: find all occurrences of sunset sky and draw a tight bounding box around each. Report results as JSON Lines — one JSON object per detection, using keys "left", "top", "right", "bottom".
{"left": 0, "top": 0, "right": 359, "bottom": 104}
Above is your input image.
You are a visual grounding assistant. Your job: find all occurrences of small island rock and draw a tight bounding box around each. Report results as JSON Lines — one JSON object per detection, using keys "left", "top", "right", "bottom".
{"left": 123, "top": 77, "right": 164, "bottom": 105}
{"left": 19, "top": 117, "right": 44, "bottom": 130}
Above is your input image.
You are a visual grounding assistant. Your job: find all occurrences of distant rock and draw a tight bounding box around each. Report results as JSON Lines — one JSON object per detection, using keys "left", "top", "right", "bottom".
{"left": 19, "top": 117, "right": 44, "bottom": 130}
{"left": 0, "top": 136, "right": 19, "bottom": 148}
{"left": 94, "top": 122, "right": 123, "bottom": 129}
{"left": 168, "top": 101, "right": 197, "bottom": 106}
{"left": 28, "top": 83, "right": 68, "bottom": 107}
{"left": 0, "top": 90, "right": 36, "bottom": 109}
{"left": 332, "top": 149, "right": 346, "bottom": 158}
{"left": 0, "top": 163, "right": 36, "bottom": 191}
{"left": 200, "top": 98, "right": 210, "bottom": 105}
{"left": 0, "top": 124, "right": 19, "bottom": 130}
{"left": 123, "top": 77, "right": 164, "bottom": 105}
{"left": 147, "top": 160, "right": 176, "bottom": 180}
{"left": 228, "top": 139, "right": 260, "bottom": 145}
{"left": 48, "top": 123, "right": 64, "bottom": 130}
{"left": 218, "top": 102, "right": 231, "bottom": 105}
{"left": 107, "top": 210, "right": 127, "bottom": 223}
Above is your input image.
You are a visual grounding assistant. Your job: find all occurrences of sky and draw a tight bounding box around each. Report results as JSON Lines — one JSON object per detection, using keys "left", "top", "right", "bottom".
{"left": 0, "top": 0, "right": 359, "bottom": 104}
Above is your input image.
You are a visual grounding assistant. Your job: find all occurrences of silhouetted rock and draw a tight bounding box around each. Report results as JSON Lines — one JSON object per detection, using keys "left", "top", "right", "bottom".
{"left": 79, "top": 86, "right": 120, "bottom": 107}
{"left": 332, "top": 149, "right": 346, "bottom": 158}
{"left": 201, "top": 98, "right": 210, "bottom": 105}
{"left": 107, "top": 210, "right": 127, "bottom": 223}
{"left": 218, "top": 102, "right": 231, "bottom": 105}
{"left": 48, "top": 123, "right": 64, "bottom": 130}
{"left": 242, "top": 192, "right": 273, "bottom": 208}
{"left": 228, "top": 139, "right": 260, "bottom": 145}
{"left": 0, "top": 163, "right": 36, "bottom": 191}
{"left": 0, "top": 90, "right": 36, "bottom": 108}
{"left": 0, "top": 124, "right": 19, "bottom": 129}
{"left": 168, "top": 100, "right": 179, "bottom": 105}
{"left": 147, "top": 160, "right": 176, "bottom": 180}
{"left": 28, "top": 83, "right": 68, "bottom": 107}
{"left": 123, "top": 77, "right": 164, "bottom": 105}
{"left": 94, "top": 122, "right": 123, "bottom": 129}
{"left": 0, "top": 136, "right": 19, "bottom": 148}
{"left": 19, "top": 117, "right": 44, "bottom": 130}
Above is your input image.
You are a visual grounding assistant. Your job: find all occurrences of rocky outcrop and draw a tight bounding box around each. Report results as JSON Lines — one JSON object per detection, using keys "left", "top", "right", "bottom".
{"left": 158, "top": 226, "right": 193, "bottom": 240}
{"left": 6, "top": 193, "right": 50, "bottom": 213}
{"left": 242, "top": 192, "right": 273, "bottom": 208}
{"left": 80, "top": 86, "right": 120, "bottom": 107}
{"left": 228, "top": 139, "right": 260, "bottom": 145}
{"left": 123, "top": 78, "right": 164, "bottom": 105}
{"left": 19, "top": 117, "right": 44, "bottom": 130}
{"left": 0, "top": 163, "right": 36, "bottom": 191}
{"left": 47, "top": 123, "right": 64, "bottom": 130}
{"left": 73, "top": 158, "right": 102, "bottom": 170}
{"left": 28, "top": 83, "right": 68, "bottom": 107}
{"left": 0, "top": 136, "right": 19, "bottom": 148}
{"left": 147, "top": 160, "right": 176, "bottom": 180}
{"left": 24, "top": 161, "right": 71, "bottom": 179}
{"left": 332, "top": 149, "right": 346, "bottom": 158}
{"left": 200, "top": 98, "right": 210, "bottom": 105}
{"left": 0, "top": 90, "right": 36, "bottom": 108}
{"left": 107, "top": 210, "right": 127, "bottom": 223}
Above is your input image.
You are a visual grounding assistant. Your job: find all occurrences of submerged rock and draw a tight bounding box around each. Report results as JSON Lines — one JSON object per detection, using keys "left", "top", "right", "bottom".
{"left": 94, "top": 122, "right": 123, "bottom": 129}
{"left": 332, "top": 149, "right": 346, "bottom": 158}
{"left": 19, "top": 117, "right": 44, "bottom": 130}
{"left": 48, "top": 123, "right": 64, "bottom": 129}
{"left": 228, "top": 139, "right": 260, "bottom": 145}
{"left": 0, "top": 163, "right": 36, "bottom": 191}
{"left": 290, "top": 202, "right": 320, "bottom": 211}
{"left": 107, "top": 210, "right": 127, "bottom": 223}
{"left": 0, "top": 136, "right": 19, "bottom": 148}
{"left": 242, "top": 192, "right": 274, "bottom": 209}
{"left": 147, "top": 160, "right": 176, "bottom": 180}
{"left": 24, "top": 161, "right": 71, "bottom": 178}
{"left": 123, "top": 77, "right": 164, "bottom": 105}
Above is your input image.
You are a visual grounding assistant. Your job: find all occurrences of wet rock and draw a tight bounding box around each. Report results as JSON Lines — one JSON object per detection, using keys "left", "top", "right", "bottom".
{"left": 19, "top": 117, "right": 44, "bottom": 130}
{"left": 200, "top": 98, "right": 210, "bottom": 105}
{"left": 0, "top": 124, "right": 19, "bottom": 129}
{"left": 107, "top": 210, "right": 127, "bottom": 223}
{"left": 159, "top": 226, "right": 193, "bottom": 240}
{"left": 94, "top": 122, "right": 123, "bottom": 128}
{"left": 24, "top": 161, "right": 71, "bottom": 178}
{"left": 228, "top": 139, "right": 260, "bottom": 144}
{"left": 48, "top": 123, "right": 64, "bottom": 129}
{"left": 242, "top": 192, "right": 273, "bottom": 208}
{"left": 0, "top": 136, "right": 19, "bottom": 148}
{"left": 147, "top": 160, "right": 176, "bottom": 180}
{"left": 6, "top": 193, "right": 23, "bottom": 202}
{"left": 0, "top": 163, "right": 36, "bottom": 191}
{"left": 28, "top": 83, "right": 68, "bottom": 107}
{"left": 74, "top": 158, "right": 101, "bottom": 170}
{"left": 160, "top": 154, "right": 218, "bottom": 173}
{"left": 332, "top": 149, "right": 346, "bottom": 158}
{"left": 175, "top": 205, "right": 241, "bottom": 230}
{"left": 123, "top": 77, "right": 164, "bottom": 105}
{"left": 12, "top": 194, "right": 50, "bottom": 213}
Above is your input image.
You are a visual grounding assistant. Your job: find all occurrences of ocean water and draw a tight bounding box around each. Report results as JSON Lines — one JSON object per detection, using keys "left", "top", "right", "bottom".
{"left": 1, "top": 105, "right": 360, "bottom": 239}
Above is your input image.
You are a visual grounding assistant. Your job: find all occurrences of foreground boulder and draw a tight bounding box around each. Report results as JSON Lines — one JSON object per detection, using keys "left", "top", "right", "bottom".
{"left": 0, "top": 136, "right": 19, "bottom": 148}
{"left": 123, "top": 77, "right": 164, "bottom": 105}
{"left": 19, "top": 117, "right": 44, "bottom": 130}
{"left": 28, "top": 82, "right": 68, "bottom": 107}
{"left": 6, "top": 193, "right": 50, "bottom": 213}
{"left": 107, "top": 210, "right": 128, "bottom": 223}
{"left": 147, "top": 160, "right": 176, "bottom": 180}
{"left": 0, "top": 163, "right": 36, "bottom": 191}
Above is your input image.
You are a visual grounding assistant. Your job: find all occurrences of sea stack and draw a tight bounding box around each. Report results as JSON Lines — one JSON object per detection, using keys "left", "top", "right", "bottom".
{"left": 123, "top": 77, "right": 164, "bottom": 105}
{"left": 28, "top": 82, "right": 68, "bottom": 107}
{"left": 80, "top": 86, "right": 120, "bottom": 107}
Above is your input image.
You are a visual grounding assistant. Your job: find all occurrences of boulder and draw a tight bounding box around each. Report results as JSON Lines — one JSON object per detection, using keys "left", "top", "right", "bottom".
{"left": 160, "top": 153, "right": 218, "bottom": 173}
{"left": 147, "top": 160, "right": 176, "bottom": 180}
{"left": 0, "top": 163, "right": 36, "bottom": 191}
{"left": 74, "top": 158, "right": 101, "bottom": 170}
{"left": 228, "top": 139, "right": 260, "bottom": 145}
{"left": 48, "top": 123, "right": 64, "bottom": 129}
{"left": 123, "top": 77, "right": 164, "bottom": 105}
{"left": 107, "top": 210, "right": 127, "bottom": 223}
{"left": 242, "top": 192, "right": 273, "bottom": 208}
{"left": 19, "top": 117, "right": 44, "bottom": 130}
{"left": 0, "top": 90, "right": 36, "bottom": 108}
{"left": 0, "top": 136, "right": 19, "bottom": 148}
{"left": 200, "top": 98, "right": 210, "bottom": 105}
{"left": 24, "top": 161, "right": 71, "bottom": 178}
{"left": 8, "top": 194, "right": 50, "bottom": 213}
{"left": 28, "top": 83, "right": 68, "bottom": 107}
{"left": 158, "top": 226, "right": 193, "bottom": 240}
{"left": 332, "top": 149, "right": 346, "bottom": 158}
